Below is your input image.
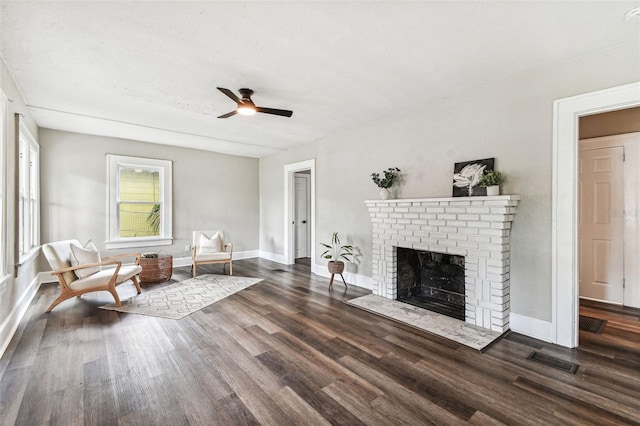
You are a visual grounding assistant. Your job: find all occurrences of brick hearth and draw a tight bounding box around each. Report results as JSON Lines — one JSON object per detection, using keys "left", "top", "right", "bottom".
{"left": 366, "top": 195, "right": 520, "bottom": 332}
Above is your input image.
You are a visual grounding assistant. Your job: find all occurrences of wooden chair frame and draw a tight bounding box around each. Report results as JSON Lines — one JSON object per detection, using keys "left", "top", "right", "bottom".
{"left": 191, "top": 228, "right": 234, "bottom": 279}
{"left": 191, "top": 243, "right": 233, "bottom": 278}
{"left": 46, "top": 252, "right": 142, "bottom": 312}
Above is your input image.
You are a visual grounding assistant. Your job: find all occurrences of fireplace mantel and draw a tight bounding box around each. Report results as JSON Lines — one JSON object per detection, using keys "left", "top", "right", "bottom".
{"left": 365, "top": 195, "right": 520, "bottom": 204}
{"left": 366, "top": 195, "right": 520, "bottom": 332}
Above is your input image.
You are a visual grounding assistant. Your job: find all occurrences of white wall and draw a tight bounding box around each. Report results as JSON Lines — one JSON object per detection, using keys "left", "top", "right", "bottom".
{"left": 259, "top": 41, "right": 640, "bottom": 322}
{"left": 0, "top": 58, "right": 41, "bottom": 358}
{"left": 39, "top": 129, "right": 260, "bottom": 258}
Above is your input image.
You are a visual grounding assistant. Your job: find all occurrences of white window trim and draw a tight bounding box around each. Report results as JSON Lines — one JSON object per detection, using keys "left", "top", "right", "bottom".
{"left": 0, "top": 90, "right": 7, "bottom": 278}
{"left": 106, "top": 154, "right": 173, "bottom": 250}
{"left": 18, "top": 121, "right": 40, "bottom": 264}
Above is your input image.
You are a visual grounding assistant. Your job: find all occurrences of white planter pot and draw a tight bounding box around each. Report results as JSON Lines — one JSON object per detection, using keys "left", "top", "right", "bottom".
{"left": 486, "top": 185, "right": 500, "bottom": 196}
{"left": 379, "top": 188, "right": 390, "bottom": 200}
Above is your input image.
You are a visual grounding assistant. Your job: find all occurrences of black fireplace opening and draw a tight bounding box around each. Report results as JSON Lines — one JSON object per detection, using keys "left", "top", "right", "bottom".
{"left": 396, "top": 248, "right": 465, "bottom": 320}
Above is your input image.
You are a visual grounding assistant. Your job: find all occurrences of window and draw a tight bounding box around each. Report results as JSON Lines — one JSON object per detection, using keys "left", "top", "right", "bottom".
{"left": 18, "top": 122, "right": 39, "bottom": 258}
{"left": 107, "top": 155, "right": 172, "bottom": 249}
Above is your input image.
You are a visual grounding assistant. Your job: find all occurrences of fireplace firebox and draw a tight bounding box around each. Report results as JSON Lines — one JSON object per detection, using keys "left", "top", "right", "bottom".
{"left": 397, "top": 248, "right": 465, "bottom": 320}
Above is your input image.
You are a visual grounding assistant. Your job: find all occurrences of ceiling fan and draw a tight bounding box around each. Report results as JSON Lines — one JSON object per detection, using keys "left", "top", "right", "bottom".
{"left": 217, "top": 87, "right": 293, "bottom": 119}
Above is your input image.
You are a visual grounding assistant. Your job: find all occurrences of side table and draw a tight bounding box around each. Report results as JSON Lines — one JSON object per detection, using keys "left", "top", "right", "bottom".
{"left": 139, "top": 254, "right": 173, "bottom": 284}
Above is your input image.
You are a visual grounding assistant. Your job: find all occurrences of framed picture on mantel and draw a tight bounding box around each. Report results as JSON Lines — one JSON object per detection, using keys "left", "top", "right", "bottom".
{"left": 452, "top": 158, "right": 494, "bottom": 197}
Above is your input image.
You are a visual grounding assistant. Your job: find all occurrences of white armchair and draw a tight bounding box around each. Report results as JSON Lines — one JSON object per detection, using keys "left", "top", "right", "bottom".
{"left": 42, "top": 240, "right": 143, "bottom": 312}
{"left": 192, "top": 231, "right": 233, "bottom": 278}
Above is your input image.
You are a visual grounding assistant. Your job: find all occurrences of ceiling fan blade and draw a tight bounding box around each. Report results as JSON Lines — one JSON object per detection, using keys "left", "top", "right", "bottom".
{"left": 256, "top": 107, "right": 293, "bottom": 117}
{"left": 217, "top": 87, "right": 242, "bottom": 104}
{"left": 217, "top": 110, "right": 238, "bottom": 119}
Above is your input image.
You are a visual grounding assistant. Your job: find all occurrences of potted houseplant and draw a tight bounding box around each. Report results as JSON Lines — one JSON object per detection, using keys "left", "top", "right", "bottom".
{"left": 320, "top": 232, "right": 354, "bottom": 275}
{"left": 371, "top": 167, "right": 401, "bottom": 200}
{"left": 479, "top": 170, "right": 504, "bottom": 196}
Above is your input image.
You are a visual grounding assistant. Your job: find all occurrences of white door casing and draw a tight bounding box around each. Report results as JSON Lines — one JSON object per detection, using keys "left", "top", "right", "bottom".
{"left": 294, "top": 174, "right": 310, "bottom": 258}
{"left": 283, "top": 159, "right": 316, "bottom": 269}
{"left": 623, "top": 137, "right": 640, "bottom": 309}
{"left": 553, "top": 82, "right": 640, "bottom": 348}
{"left": 579, "top": 146, "right": 624, "bottom": 304}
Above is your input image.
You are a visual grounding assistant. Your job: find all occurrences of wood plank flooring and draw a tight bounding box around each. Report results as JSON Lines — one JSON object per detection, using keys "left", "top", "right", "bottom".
{"left": 1, "top": 258, "right": 639, "bottom": 425}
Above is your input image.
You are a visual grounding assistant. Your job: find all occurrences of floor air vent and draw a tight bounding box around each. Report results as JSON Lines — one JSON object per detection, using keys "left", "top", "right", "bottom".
{"left": 579, "top": 315, "right": 607, "bottom": 334}
{"left": 272, "top": 269, "right": 288, "bottom": 273}
{"left": 527, "top": 351, "right": 579, "bottom": 374}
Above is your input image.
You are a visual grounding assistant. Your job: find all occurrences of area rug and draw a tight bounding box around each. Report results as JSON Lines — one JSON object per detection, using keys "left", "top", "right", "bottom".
{"left": 99, "top": 274, "right": 263, "bottom": 319}
{"left": 345, "top": 294, "right": 504, "bottom": 351}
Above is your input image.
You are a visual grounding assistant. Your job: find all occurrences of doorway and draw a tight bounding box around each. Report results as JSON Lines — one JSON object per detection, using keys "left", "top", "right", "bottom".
{"left": 294, "top": 171, "right": 311, "bottom": 260}
{"left": 284, "top": 159, "right": 316, "bottom": 272}
{"left": 552, "top": 82, "right": 640, "bottom": 348}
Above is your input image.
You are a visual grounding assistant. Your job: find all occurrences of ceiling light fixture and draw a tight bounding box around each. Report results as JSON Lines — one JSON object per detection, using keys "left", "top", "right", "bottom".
{"left": 237, "top": 104, "right": 256, "bottom": 116}
{"left": 216, "top": 87, "right": 293, "bottom": 118}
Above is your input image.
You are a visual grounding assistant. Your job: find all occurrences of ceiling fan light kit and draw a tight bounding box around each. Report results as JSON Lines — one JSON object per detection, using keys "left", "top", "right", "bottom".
{"left": 217, "top": 87, "right": 293, "bottom": 119}
{"left": 237, "top": 105, "right": 256, "bottom": 116}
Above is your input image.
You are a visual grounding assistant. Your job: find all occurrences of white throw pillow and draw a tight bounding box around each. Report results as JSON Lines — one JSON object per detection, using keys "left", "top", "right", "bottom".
{"left": 69, "top": 240, "right": 102, "bottom": 279}
{"left": 198, "top": 232, "right": 222, "bottom": 255}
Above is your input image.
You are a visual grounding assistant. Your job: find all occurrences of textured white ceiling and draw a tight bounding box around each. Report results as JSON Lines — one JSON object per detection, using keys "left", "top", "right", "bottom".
{"left": 1, "top": 1, "right": 638, "bottom": 157}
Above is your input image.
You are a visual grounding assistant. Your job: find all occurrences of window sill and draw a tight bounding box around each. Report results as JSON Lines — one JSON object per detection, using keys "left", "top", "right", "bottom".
{"left": 105, "top": 237, "right": 173, "bottom": 250}
{"left": 18, "top": 246, "right": 41, "bottom": 268}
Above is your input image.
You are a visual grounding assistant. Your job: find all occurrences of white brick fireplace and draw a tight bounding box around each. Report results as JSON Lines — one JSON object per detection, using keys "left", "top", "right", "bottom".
{"left": 366, "top": 195, "right": 519, "bottom": 332}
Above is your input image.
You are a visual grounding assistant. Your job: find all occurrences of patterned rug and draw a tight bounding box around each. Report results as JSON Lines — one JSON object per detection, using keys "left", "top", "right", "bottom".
{"left": 99, "top": 274, "right": 263, "bottom": 319}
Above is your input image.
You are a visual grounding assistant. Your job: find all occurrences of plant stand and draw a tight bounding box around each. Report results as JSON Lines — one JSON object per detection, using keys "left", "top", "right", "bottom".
{"left": 329, "top": 272, "right": 347, "bottom": 290}
{"left": 327, "top": 260, "right": 348, "bottom": 290}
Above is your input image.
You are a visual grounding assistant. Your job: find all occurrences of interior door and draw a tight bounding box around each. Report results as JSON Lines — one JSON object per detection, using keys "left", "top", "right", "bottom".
{"left": 579, "top": 146, "right": 624, "bottom": 304}
{"left": 294, "top": 175, "right": 310, "bottom": 258}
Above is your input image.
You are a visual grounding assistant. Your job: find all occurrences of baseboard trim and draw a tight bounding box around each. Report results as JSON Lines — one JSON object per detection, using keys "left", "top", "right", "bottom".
{"left": 234, "top": 250, "right": 260, "bottom": 260}
{"left": 38, "top": 270, "right": 58, "bottom": 284}
{"left": 509, "top": 312, "right": 553, "bottom": 342}
{"left": 0, "top": 274, "right": 42, "bottom": 359}
{"left": 313, "top": 263, "right": 373, "bottom": 290}
{"left": 258, "top": 251, "right": 289, "bottom": 265}
{"left": 173, "top": 250, "right": 260, "bottom": 269}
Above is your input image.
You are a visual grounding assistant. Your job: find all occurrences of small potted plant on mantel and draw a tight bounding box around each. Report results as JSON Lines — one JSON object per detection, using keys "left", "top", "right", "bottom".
{"left": 371, "top": 167, "right": 401, "bottom": 200}
{"left": 320, "top": 232, "right": 354, "bottom": 288}
{"left": 479, "top": 170, "right": 504, "bottom": 196}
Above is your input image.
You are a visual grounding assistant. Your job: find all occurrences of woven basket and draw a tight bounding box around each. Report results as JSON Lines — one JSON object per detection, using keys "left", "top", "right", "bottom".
{"left": 139, "top": 255, "right": 173, "bottom": 284}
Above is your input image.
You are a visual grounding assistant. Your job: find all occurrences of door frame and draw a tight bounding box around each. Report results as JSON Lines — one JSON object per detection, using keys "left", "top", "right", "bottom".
{"left": 552, "top": 82, "right": 640, "bottom": 348}
{"left": 284, "top": 159, "right": 316, "bottom": 271}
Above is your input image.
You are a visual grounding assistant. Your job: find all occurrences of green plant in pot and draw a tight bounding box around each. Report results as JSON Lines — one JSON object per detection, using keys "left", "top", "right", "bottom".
{"left": 479, "top": 171, "right": 504, "bottom": 196}
{"left": 320, "top": 232, "right": 354, "bottom": 275}
{"left": 371, "top": 167, "right": 401, "bottom": 200}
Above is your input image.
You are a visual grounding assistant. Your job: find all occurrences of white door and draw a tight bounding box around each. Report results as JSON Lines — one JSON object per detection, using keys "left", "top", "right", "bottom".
{"left": 579, "top": 146, "right": 624, "bottom": 304}
{"left": 294, "top": 175, "right": 310, "bottom": 258}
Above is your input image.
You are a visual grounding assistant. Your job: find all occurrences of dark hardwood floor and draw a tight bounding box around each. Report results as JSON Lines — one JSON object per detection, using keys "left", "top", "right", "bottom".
{"left": 1, "top": 258, "right": 639, "bottom": 425}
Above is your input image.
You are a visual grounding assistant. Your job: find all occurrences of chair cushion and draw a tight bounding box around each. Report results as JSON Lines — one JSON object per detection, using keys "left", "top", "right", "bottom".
{"left": 69, "top": 240, "right": 102, "bottom": 279}
{"left": 69, "top": 264, "right": 142, "bottom": 291}
{"left": 42, "top": 240, "right": 82, "bottom": 284}
{"left": 193, "top": 230, "right": 224, "bottom": 246}
{"left": 198, "top": 232, "right": 222, "bottom": 255}
{"left": 195, "top": 252, "right": 231, "bottom": 262}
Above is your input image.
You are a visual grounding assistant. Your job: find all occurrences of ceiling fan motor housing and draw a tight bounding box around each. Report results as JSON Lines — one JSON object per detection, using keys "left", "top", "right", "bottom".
{"left": 239, "top": 88, "right": 254, "bottom": 103}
